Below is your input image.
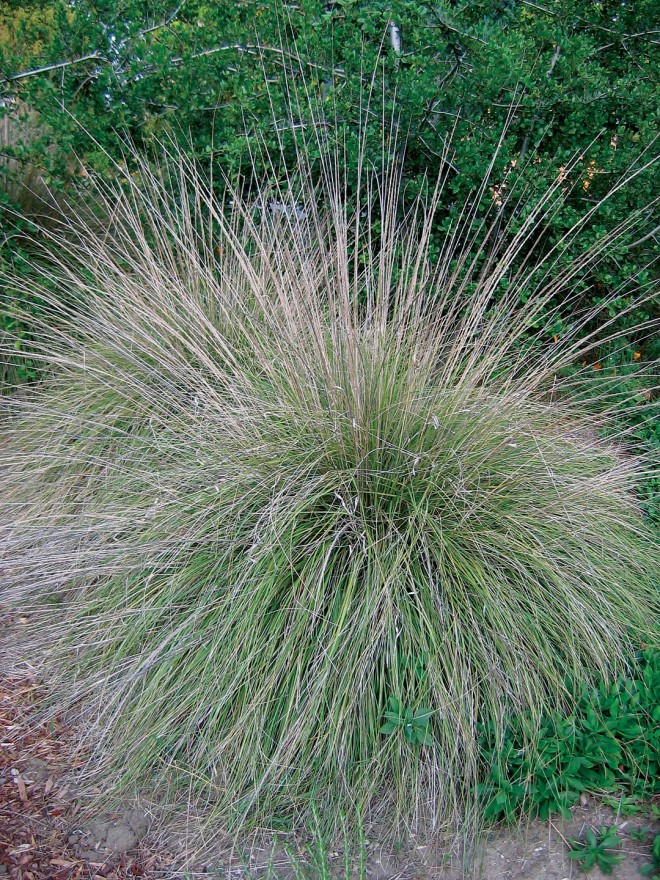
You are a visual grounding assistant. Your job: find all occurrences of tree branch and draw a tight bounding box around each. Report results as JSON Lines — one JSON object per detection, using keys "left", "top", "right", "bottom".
{"left": 520, "top": 0, "right": 556, "bottom": 14}
{"left": 170, "top": 43, "right": 346, "bottom": 79}
{"left": 626, "top": 224, "right": 660, "bottom": 249}
{"left": 170, "top": 42, "right": 346, "bottom": 78}
{"left": 1, "top": 40, "right": 344, "bottom": 92}
{"left": 546, "top": 44, "right": 561, "bottom": 78}
{"left": 596, "top": 29, "right": 660, "bottom": 52}
{"left": 0, "top": 53, "right": 109, "bottom": 85}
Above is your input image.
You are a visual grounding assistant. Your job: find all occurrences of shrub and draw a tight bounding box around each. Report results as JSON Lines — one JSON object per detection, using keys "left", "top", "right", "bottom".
{"left": 3, "top": 0, "right": 659, "bottom": 343}
{"left": 0, "top": 101, "right": 103, "bottom": 392}
{"left": 0, "top": 141, "right": 658, "bottom": 839}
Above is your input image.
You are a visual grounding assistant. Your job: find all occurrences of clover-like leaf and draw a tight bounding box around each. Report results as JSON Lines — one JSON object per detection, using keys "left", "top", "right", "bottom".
{"left": 412, "top": 707, "right": 433, "bottom": 726}
{"left": 388, "top": 696, "right": 401, "bottom": 713}
{"left": 415, "top": 728, "right": 434, "bottom": 746}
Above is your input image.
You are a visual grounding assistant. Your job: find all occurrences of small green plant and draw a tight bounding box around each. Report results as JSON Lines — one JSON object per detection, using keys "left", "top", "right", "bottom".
{"left": 477, "top": 759, "right": 529, "bottom": 823}
{"left": 272, "top": 808, "right": 367, "bottom": 880}
{"left": 567, "top": 826, "right": 625, "bottom": 874}
{"left": 380, "top": 698, "right": 434, "bottom": 745}
{"left": 478, "top": 648, "right": 660, "bottom": 824}
{"left": 602, "top": 794, "right": 646, "bottom": 817}
{"left": 639, "top": 834, "right": 660, "bottom": 877}
{"left": 629, "top": 826, "right": 651, "bottom": 843}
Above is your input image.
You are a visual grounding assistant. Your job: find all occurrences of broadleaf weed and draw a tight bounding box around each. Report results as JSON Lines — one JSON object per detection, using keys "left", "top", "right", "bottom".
{"left": 478, "top": 648, "right": 660, "bottom": 824}
{"left": 567, "top": 826, "right": 625, "bottom": 874}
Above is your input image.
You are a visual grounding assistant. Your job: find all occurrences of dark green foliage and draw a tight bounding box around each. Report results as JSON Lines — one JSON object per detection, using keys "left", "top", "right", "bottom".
{"left": 379, "top": 697, "right": 434, "bottom": 745}
{"left": 567, "top": 826, "right": 624, "bottom": 875}
{"left": 478, "top": 648, "right": 660, "bottom": 823}
{"left": 1, "top": 0, "right": 658, "bottom": 335}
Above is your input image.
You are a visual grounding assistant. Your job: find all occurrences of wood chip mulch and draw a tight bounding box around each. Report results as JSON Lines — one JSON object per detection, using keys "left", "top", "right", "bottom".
{"left": 0, "top": 667, "right": 170, "bottom": 880}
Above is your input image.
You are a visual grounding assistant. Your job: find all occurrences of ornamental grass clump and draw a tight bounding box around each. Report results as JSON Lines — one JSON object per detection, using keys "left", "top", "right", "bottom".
{"left": 0, "top": 140, "right": 658, "bottom": 838}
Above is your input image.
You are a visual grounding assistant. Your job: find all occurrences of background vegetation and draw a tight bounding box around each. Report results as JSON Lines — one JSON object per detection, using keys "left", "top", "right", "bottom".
{"left": 2, "top": 0, "right": 659, "bottom": 288}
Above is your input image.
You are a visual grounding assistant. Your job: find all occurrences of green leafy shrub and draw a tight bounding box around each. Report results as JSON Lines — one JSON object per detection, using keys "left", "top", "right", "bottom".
{"left": 2, "top": 0, "right": 659, "bottom": 352}
{"left": 1, "top": 142, "right": 658, "bottom": 839}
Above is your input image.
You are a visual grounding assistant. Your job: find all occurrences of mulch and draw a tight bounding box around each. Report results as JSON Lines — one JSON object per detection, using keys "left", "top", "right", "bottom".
{"left": 0, "top": 663, "right": 168, "bottom": 880}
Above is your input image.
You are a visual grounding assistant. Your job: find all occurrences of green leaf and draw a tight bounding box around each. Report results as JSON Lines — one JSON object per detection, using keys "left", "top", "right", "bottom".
{"left": 415, "top": 728, "right": 434, "bottom": 746}
{"left": 558, "top": 803, "right": 573, "bottom": 821}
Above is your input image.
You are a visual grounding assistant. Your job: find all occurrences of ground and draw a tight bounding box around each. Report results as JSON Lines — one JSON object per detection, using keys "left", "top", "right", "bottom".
{"left": 1, "top": 622, "right": 658, "bottom": 879}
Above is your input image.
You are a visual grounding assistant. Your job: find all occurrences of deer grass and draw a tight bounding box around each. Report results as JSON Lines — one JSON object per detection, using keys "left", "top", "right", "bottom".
{"left": 0, "top": 140, "right": 658, "bottom": 843}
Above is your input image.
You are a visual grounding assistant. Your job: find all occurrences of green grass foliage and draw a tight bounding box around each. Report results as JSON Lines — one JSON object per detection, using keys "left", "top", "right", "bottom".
{"left": 0, "top": 143, "right": 658, "bottom": 838}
